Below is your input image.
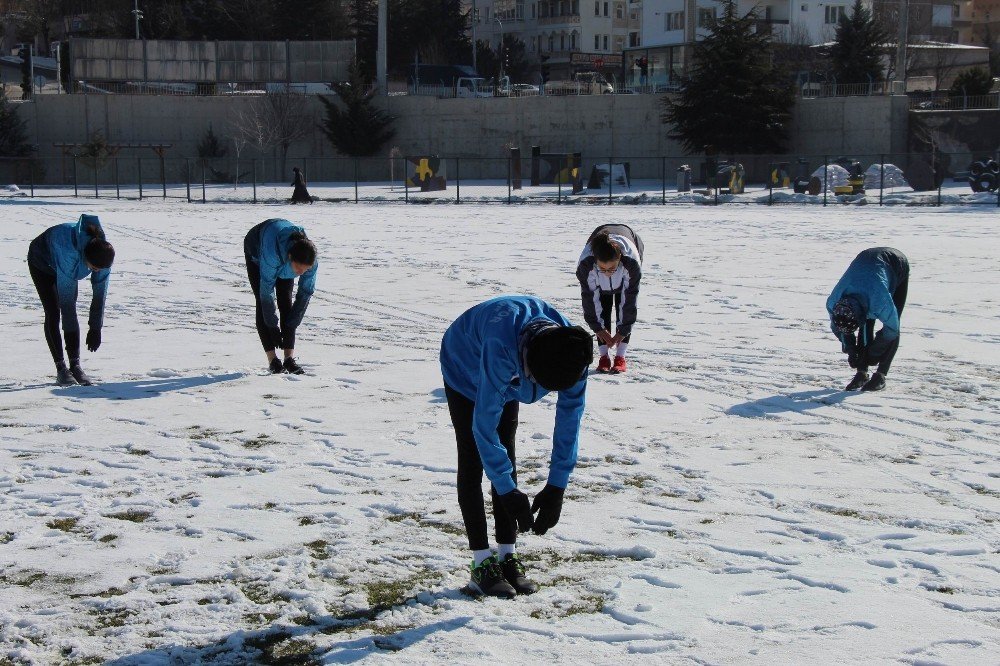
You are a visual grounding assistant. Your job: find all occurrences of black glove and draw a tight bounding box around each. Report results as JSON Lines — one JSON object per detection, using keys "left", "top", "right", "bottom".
{"left": 497, "top": 489, "right": 534, "bottom": 533}
{"left": 847, "top": 352, "right": 858, "bottom": 369}
{"left": 86, "top": 328, "right": 101, "bottom": 352}
{"left": 268, "top": 326, "right": 283, "bottom": 350}
{"left": 530, "top": 484, "right": 565, "bottom": 535}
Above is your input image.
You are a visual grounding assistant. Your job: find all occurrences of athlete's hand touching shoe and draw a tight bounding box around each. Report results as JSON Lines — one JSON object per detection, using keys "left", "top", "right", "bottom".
{"left": 531, "top": 484, "right": 565, "bottom": 535}
{"left": 498, "top": 489, "right": 534, "bottom": 533}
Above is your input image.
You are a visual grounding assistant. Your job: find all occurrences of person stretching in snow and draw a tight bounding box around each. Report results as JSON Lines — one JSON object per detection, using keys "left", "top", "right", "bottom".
{"left": 576, "top": 224, "right": 643, "bottom": 373}
{"left": 244, "top": 219, "right": 317, "bottom": 375}
{"left": 827, "top": 247, "right": 910, "bottom": 392}
{"left": 27, "top": 214, "right": 115, "bottom": 386}
{"left": 441, "top": 296, "right": 593, "bottom": 598}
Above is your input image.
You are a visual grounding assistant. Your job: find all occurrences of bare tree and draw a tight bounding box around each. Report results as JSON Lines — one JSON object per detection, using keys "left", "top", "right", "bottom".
{"left": 231, "top": 92, "right": 314, "bottom": 180}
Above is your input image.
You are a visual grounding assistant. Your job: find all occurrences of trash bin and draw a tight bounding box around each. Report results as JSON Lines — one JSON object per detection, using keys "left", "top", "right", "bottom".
{"left": 676, "top": 165, "right": 692, "bottom": 192}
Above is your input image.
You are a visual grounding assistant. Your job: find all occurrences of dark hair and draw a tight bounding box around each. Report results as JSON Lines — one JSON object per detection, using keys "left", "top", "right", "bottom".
{"left": 288, "top": 232, "right": 317, "bottom": 266}
{"left": 591, "top": 232, "right": 620, "bottom": 263}
{"left": 84, "top": 237, "right": 115, "bottom": 269}
{"left": 526, "top": 326, "right": 594, "bottom": 391}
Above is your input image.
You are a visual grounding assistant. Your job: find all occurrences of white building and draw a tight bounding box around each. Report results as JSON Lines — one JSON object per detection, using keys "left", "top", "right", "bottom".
{"left": 627, "top": 0, "right": 963, "bottom": 88}
{"left": 464, "top": 0, "right": 642, "bottom": 81}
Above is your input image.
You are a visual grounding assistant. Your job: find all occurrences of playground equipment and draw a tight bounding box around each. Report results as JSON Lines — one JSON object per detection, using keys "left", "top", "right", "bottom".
{"left": 832, "top": 157, "right": 865, "bottom": 195}
{"left": 715, "top": 160, "right": 745, "bottom": 194}
{"left": 530, "top": 146, "right": 584, "bottom": 194}
{"left": 968, "top": 158, "right": 1000, "bottom": 193}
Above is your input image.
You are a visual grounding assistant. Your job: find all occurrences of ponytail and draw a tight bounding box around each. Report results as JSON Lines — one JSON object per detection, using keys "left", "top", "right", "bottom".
{"left": 288, "top": 233, "right": 317, "bottom": 266}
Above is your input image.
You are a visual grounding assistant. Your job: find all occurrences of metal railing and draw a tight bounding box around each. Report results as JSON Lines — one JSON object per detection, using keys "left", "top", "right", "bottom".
{"left": 1, "top": 152, "right": 997, "bottom": 207}
{"left": 909, "top": 93, "right": 1000, "bottom": 111}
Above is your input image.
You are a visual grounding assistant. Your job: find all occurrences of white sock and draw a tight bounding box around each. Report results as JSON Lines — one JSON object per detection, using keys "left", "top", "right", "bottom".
{"left": 616, "top": 343, "right": 628, "bottom": 358}
{"left": 498, "top": 543, "right": 516, "bottom": 558}
{"left": 473, "top": 549, "right": 493, "bottom": 566}
{"left": 599, "top": 345, "right": 609, "bottom": 358}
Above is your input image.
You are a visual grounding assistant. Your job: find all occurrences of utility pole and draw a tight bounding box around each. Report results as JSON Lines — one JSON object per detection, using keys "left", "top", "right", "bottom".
{"left": 472, "top": 0, "right": 478, "bottom": 74}
{"left": 495, "top": 18, "right": 504, "bottom": 80}
{"left": 895, "top": 0, "right": 908, "bottom": 86}
{"left": 377, "top": 0, "right": 388, "bottom": 94}
{"left": 132, "top": 0, "right": 143, "bottom": 40}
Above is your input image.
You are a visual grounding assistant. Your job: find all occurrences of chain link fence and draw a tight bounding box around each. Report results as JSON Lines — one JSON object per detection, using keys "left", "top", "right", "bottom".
{"left": 1, "top": 152, "right": 998, "bottom": 207}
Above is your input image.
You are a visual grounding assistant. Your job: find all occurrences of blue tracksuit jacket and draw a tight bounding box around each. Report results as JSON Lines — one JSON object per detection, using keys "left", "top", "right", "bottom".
{"left": 27, "top": 214, "right": 110, "bottom": 333}
{"left": 440, "top": 296, "right": 588, "bottom": 495}
{"left": 247, "top": 219, "right": 317, "bottom": 330}
{"left": 826, "top": 247, "right": 908, "bottom": 359}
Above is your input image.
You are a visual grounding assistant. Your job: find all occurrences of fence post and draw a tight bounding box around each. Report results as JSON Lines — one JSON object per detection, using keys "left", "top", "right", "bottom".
{"left": 114, "top": 157, "right": 120, "bottom": 199}
{"left": 29, "top": 158, "right": 35, "bottom": 197}
{"left": 456, "top": 158, "right": 461, "bottom": 203}
{"left": 937, "top": 166, "right": 942, "bottom": 206}
{"left": 879, "top": 154, "right": 884, "bottom": 206}
{"left": 202, "top": 161, "right": 207, "bottom": 203}
{"left": 508, "top": 157, "right": 512, "bottom": 204}
{"left": 823, "top": 155, "right": 828, "bottom": 206}
{"left": 557, "top": 156, "right": 563, "bottom": 204}
{"left": 94, "top": 155, "right": 99, "bottom": 198}
{"left": 73, "top": 157, "right": 78, "bottom": 198}
{"left": 252, "top": 159, "right": 257, "bottom": 204}
{"left": 186, "top": 159, "right": 191, "bottom": 202}
{"left": 404, "top": 161, "right": 409, "bottom": 203}
{"left": 160, "top": 154, "right": 166, "bottom": 199}
{"left": 138, "top": 158, "right": 143, "bottom": 200}
{"left": 661, "top": 157, "right": 666, "bottom": 205}
{"left": 768, "top": 161, "right": 773, "bottom": 205}
{"left": 608, "top": 156, "right": 613, "bottom": 205}
{"left": 354, "top": 158, "right": 359, "bottom": 203}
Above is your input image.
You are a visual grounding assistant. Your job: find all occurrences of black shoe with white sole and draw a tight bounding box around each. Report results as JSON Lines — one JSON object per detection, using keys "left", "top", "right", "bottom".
{"left": 465, "top": 555, "right": 516, "bottom": 599}
{"left": 500, "top": 553, "right": 539, "bottom": 595}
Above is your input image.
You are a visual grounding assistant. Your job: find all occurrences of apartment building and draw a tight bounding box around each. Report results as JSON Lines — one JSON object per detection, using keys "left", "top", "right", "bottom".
{"left": 465, "top": 0, "right": 640, "bottom": 80}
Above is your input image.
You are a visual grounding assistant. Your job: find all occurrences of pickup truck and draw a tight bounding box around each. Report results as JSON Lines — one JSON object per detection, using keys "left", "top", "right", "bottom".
{"left": 543, "top": 71, "right": 613, "bottom": 95}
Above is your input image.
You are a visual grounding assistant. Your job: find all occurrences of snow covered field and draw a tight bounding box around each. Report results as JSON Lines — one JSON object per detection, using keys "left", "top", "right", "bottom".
{"left": 0, "top": 199, "right": 997, "bottom": 665}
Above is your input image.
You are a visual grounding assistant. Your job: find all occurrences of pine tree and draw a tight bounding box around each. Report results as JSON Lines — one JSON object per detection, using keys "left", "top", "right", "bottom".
{"left": 949, "top": 67, "right": 993, "bottom": 97}
{"left": 318, "top": 62, "right": 396, "bottom": 157}
{"left": 0, "top": 90, "right": 32, "bottom": 158}
{"left": 830, "top": 0, "right": 890, "bottom": 85}
{"left": 662, "top": 2, "right": 794, "bottom": 155}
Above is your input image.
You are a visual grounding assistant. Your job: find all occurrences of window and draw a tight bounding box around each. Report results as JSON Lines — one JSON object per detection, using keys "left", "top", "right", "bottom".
{"left": 615, "top": 36, "right": 624, "bottom": 50}
{"left": 531, "top": 3, "right": 535, "bottom": 18}
{"left": 604, "top": 2, "right": 609, "bottom": 17}
{"left": 560, "top": 33, "right": 565, "bottom": 49}
{"left": 616, "top": 4, "right": 624, "bottom": 19}
{"left": 603, "top": 34, "right": 609, "bottom": 49}
{"left": 572, "top": 0, "right": 579, "bottom": 15}
{"left": 953, "top": 3, "right": 960, "bottom": 18}
{"left": 824, "top": 5, "right": 846, "bottom": 24}
{"left": 595, "top": 34, "right": 600, "bottom": 49}
{"left": 549, "top": 34, "right": 555, "bottom": 50}
{"left": 595, "top": 1, "right": 600, "bottom": 16}
{"left": 631, "top": 9, "right": 639, "bottom": 20}
{"left": 629, "top": 31, "right": 639, "bottom": 46}
{"left": 486, "top": 7, "right": 490, "bottom": 21}
{"left": 801, "top": 3, "right": 808, "bottom": 10}
{"left": 571, "top": 32, "right": 577, "bottom": 48}
{"left": 664, "top": 11, "right": 684, "bottom": 31}
{"left": 698, "top": 7, "right": 715, "bottom": 27}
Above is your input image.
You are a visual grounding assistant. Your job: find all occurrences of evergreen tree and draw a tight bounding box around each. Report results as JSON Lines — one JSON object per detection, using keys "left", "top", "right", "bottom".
{"left": 0, "top": 91, "right": 33, "bottom": 158}
{"left": 317, "top": 62, "right": 396, "bottom": 156}
{"left": 662, "top": 2, "right": 794, "bottom": 155}
{"left": 949, "top": 67, "right": 993, "bottom": 97}
{"left": 830, "top": 0, "right": 890, "bottom": 85}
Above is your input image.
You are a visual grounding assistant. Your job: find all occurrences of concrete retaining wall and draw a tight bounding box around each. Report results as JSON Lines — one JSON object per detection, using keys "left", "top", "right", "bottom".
{"left": 13, "top": 93, "right": 911, "bottom": 183}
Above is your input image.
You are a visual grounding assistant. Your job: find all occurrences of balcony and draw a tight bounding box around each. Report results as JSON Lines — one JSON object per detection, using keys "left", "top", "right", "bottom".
{"left": 539, "top": 13, "right": 582, "bottom": 25}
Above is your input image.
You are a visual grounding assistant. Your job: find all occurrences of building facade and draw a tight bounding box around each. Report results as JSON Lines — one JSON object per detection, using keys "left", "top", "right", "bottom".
{"left": 464, "top": 0, "right": 640, "bottom": 81}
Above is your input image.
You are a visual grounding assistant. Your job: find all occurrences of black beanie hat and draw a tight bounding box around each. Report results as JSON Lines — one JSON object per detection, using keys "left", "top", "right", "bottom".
{"left": 526, "top": 325, "right": 594, "bottom": 391}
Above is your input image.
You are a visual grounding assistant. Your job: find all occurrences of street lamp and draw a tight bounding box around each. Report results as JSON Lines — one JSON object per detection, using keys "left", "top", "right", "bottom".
{"left": 495, "top": 17, "right": 504, "bottom": 80}
{"left": 131, "top": 0, "right": 144, "bottom": 40}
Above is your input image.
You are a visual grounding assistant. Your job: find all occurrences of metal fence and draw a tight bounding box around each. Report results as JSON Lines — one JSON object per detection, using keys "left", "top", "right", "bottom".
{"left": 1, "top": 152, "right": 998, "bottom": 207}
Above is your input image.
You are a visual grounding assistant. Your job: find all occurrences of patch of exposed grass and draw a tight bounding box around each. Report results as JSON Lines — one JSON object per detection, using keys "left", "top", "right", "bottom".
{"left": 98, "top": 534, "right": 118, "bottom": 543}
{"left": 815, "top": 505, "right": 864, "bottom": 519}
{"left": 105, "top": 509, "right": 152, "bottom": 523}
{"left": 168, "top": 492, "right": 199, "bottom": 505}
{"left": 47, "top": 517, "right": 80, "bottom": 532}
{"left": 364, "top": 569, "right": 441, "bottom": 611}
{"left": 298, "top": 516, "right": 318, "bottom": 526}
{"left": 933, "top": 586, "right": 956, "bottom": 594}
{"left": 243, "top": 611, "right": 281, "bottom": 627}
{"left": 240, "top": 581, "right": 285, "bottom": 606}
{"left": 0, "top": 531, "right": 14, "bottom": 544}
{"left": 91, "top": 607, "right": 134, "bottom": 630}
{"left": 304, "top": 540, "right": 330, "bottom": 560}
{"left": 385, "top": 512, "right": 422, "bottom": 523}
{"left": 530, "top": 593, "right": 606, "bottom": 619}
{"left": 700, "top": 518, "right": 714, "bottom": 524}
{"left": 243, "top": 434, "right": 275, "bottom": 450}
{"left": 126, "top": 448, "right": 151, "bottom": 456}
{"left": 623, "top": 474, "right": 656, "bottom": 488}
{"left": 263, "top": 502, "right": 277, "bottom": 509}
{"left": 245, "top": 633, "right": 319, "bottom": 665}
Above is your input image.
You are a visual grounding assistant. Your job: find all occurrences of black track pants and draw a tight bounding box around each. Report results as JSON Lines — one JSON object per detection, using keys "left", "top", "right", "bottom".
{"left": 861, "top": 275, "right": 908, "bottom": 375}
{"left": 599, "top": 291, "right": 631, "bottom": 344}
{"left": 245, "top": 254, "right": 295, "bottom": 351}
{"left": 445, "top": 384, "right": 519, "bottom": 551}
{"left": 29, "top": 264, "right": 79, "bottom": 363}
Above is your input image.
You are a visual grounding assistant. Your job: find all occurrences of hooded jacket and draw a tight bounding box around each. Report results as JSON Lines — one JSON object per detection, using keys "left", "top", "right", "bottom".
{"left": 826, "top": 247, "right": 909, "bottom": 359}
{"left": 440, "top": 296, "right": 588, "bottom": 495}
{"left": 27, "top": 214, "right": 110, "bottom": 333}
{"left": 246, "top": 219, "right": 318, "bottom": 330}
{"left": 576, "top": 224, "right": 643, "bottom": 337}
